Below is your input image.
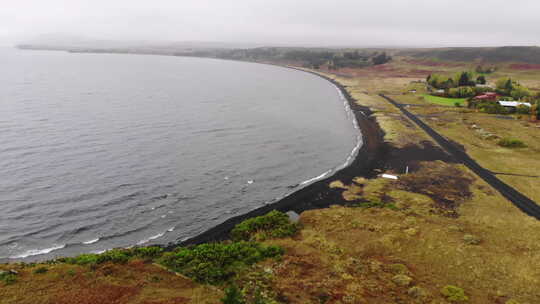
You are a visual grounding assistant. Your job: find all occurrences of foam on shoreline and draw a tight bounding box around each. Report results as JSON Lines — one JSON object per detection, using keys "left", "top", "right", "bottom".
{"left": 11, "top": 244, "right": 66, "bottom": 259}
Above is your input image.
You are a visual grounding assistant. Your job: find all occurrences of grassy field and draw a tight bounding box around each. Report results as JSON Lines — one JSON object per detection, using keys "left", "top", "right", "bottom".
{"left": 421, "top": 94, "right": 467, "bottom": 106}
{"left": 315, "top": 56, "right": 540, "bottom": 205}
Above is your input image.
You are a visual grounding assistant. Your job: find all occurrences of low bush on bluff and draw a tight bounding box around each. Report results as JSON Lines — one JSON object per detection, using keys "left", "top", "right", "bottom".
{"left": 231, "top": 210, "right": 298, "bottom": 241}
{"left": 159, "top": 241, "right": 283, "bottom": 285}
{"left": 221, "top": 285, "right": 246, "bottom": 304}
{"left": 33, "top": 266, "right": 49, "bottom": 274}
{"left": 60, "top": 246, "right": 164, "bottom": 266}
{"left": 498, "top": 138, "right": 526, "bottom": 148}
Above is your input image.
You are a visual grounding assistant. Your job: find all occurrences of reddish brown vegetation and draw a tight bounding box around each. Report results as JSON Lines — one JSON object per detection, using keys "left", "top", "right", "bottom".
{"left": 0, "top": 260, "right": 221, "bottom": 304}
{"left": 509, "top": 63, "right": 540, "bottom": 70}
{"left": 403, "top": 59, "right": 465, "bottom": 67}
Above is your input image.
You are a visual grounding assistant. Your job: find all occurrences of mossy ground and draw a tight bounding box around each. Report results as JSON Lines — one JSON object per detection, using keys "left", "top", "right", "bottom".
{"left": 0, "top": 259, "right": 222, "bottom": 304}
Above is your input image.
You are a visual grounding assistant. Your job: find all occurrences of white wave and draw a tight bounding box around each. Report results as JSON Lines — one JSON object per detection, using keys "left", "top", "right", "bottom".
{"left": 11, "top": 244, "right": 66, "bottom": 259}
{"left": 91, "top": 249, "right": 108, "bottom": 254}
{"left": 332, "top": 83, "right": 363, "bottom": 171}
{"left": 300, "top": 169, "right": 332, "bottom": 186}
{"left": 136, "top": 232, "right": 165, "bottom": 245}
{"left": 296, "top": 84, "right": 363, "bottom": 188}
{"left": 82, "top": 238, "right": 100, "bottom": 245}
{"left": 247, "top": 180, "right": 254, "bottom": 184}
{"left": 167, "top": 227, "right": 175, "bottom": 232}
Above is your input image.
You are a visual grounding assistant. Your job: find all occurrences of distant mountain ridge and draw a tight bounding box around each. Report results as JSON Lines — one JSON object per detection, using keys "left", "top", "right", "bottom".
{"left": 16, "top": 37, "right": 540, "bottom": 64}
{"left": 399, "top": 46, "right": 540, "bottom": 63}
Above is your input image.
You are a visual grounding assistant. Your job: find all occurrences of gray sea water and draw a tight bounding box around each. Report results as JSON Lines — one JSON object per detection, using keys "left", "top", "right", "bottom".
{"left": 0, "top": 48, "right": 359, "bottom": 261}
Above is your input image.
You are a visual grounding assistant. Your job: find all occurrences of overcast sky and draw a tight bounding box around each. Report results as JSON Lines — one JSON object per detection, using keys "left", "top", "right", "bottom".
{"left": 1, "top": 0, "right": 539, "bottom": 47}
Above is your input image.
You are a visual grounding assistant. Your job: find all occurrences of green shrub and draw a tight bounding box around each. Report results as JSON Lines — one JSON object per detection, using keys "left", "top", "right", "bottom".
{"left": 221, "top": 285, "right": 246, "bottom": 304}
{"left": 231, "top": 211, "right": 298, "bottom": 241}
{"left": 0, "top": 272, "right": 17, "bottom": 285}
{"left": 33, "top": 267, "right": 48, "bottom": 274}
{"left": 441, "top": 285, "right": 468, "bottom": 302}
{"left": 62, "top": 246, "right": 164, "bottom": 267}
{"left": 132, "top": 246, "right": 164, "bottom": 259}
{"left": 478, "top": 102, "right": 509, "bottom": 114}
{"left": 159, "top": 242, "right": 283, "bottom": 285}
{"left": 516, "top": 105, "right": 531, "bottom": 115}
{"left": 96, "top": 249, "right": 130, "bottom": 264}
{"left": 65, "top": 253, "right": 100, "bottom": 265}
{"left": 498, "top": 138, "right": 526, "bottom": 148}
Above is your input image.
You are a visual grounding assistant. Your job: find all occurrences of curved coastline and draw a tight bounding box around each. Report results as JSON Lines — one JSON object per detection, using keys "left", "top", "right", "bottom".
{"left": 173, "top": 66, "right": 386, "bottom": 248}
{"left": 3, "top": 50, "right": 387, "bottom": 260}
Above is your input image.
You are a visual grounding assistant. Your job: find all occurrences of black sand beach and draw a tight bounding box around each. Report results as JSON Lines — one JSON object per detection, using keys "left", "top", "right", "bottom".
{"left": 173, "top": 69, "right": 388, "bottom": 247}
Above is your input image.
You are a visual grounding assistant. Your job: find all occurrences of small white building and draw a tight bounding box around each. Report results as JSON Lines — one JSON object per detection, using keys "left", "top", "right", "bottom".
{"left": 497, "top": 101, "right": 532, "bottom": 108}
{"left": 475, "top": 84, "right": 494, "bottom": 88}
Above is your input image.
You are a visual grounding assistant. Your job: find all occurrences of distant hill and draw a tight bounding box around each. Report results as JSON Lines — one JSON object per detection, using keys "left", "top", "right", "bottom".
{"left": 398, "top": 46, "right": 540, "bottom": 63}
{"left": 16, "top": 34, "right": 268, "bottom": 54}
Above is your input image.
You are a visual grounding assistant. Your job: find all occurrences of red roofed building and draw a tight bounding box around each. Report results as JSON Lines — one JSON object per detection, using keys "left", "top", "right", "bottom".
{"left": 474, "top": 92, "right": 499, "bottom": 101}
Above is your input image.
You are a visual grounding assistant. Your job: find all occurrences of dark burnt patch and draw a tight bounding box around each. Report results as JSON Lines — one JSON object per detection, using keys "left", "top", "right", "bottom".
{"left": 395, "top": 161, "right": 474, "bottom": 217}
{"left": 383, "top": 140, "right": 457, "bottom": 173}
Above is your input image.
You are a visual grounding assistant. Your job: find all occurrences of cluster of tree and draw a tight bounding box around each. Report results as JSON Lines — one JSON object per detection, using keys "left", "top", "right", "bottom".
{"left": 471, "top": 100, "right": 510, "bottom": 114}
{"left": 530, "top": 92, "right": 540, "bottom": 119}
{"left": 213, "top": 48, "right": 392, "bottom": 70}
{"left": 283, "top": 50, "right": 334, "bottom": 69}
{"left": 533, "top": 101, "right": 540, "bottom": 120}
{"left": 495, "top": 77, "right": 532, "bottom": 100}
{"left": 469, "top": 83, "right": 540, "bottom": 117}
{"left": 286, "top": 50, "right": 391, "bottom": 69}
{"left": 447, "top": 86, "right": 476, "bottom": 98}
{"left": 427, "top": 72, "right": 485, "bottom": 90}
{"left": 475, "top": 65, "right": 497, "bottom": 74}
{"left": 372, "top": 52, "right": 392, "bottom": 65}
{"left": 329, "top": 50, "right": 372, "bottom": 69}
{"left": 471, "top": 99, "right": 538, "bottom": 116}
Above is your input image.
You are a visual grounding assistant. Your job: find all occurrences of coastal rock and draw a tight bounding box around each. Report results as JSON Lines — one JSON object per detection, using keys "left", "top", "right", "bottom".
{"left": 463, "top": 234, "right": 481, "bottom": 245}
{"left": 392, "top": 274, "right": 413, "bottom": 286}
{"left": 286, "top": 211, "right": 300, "bottom": 224}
